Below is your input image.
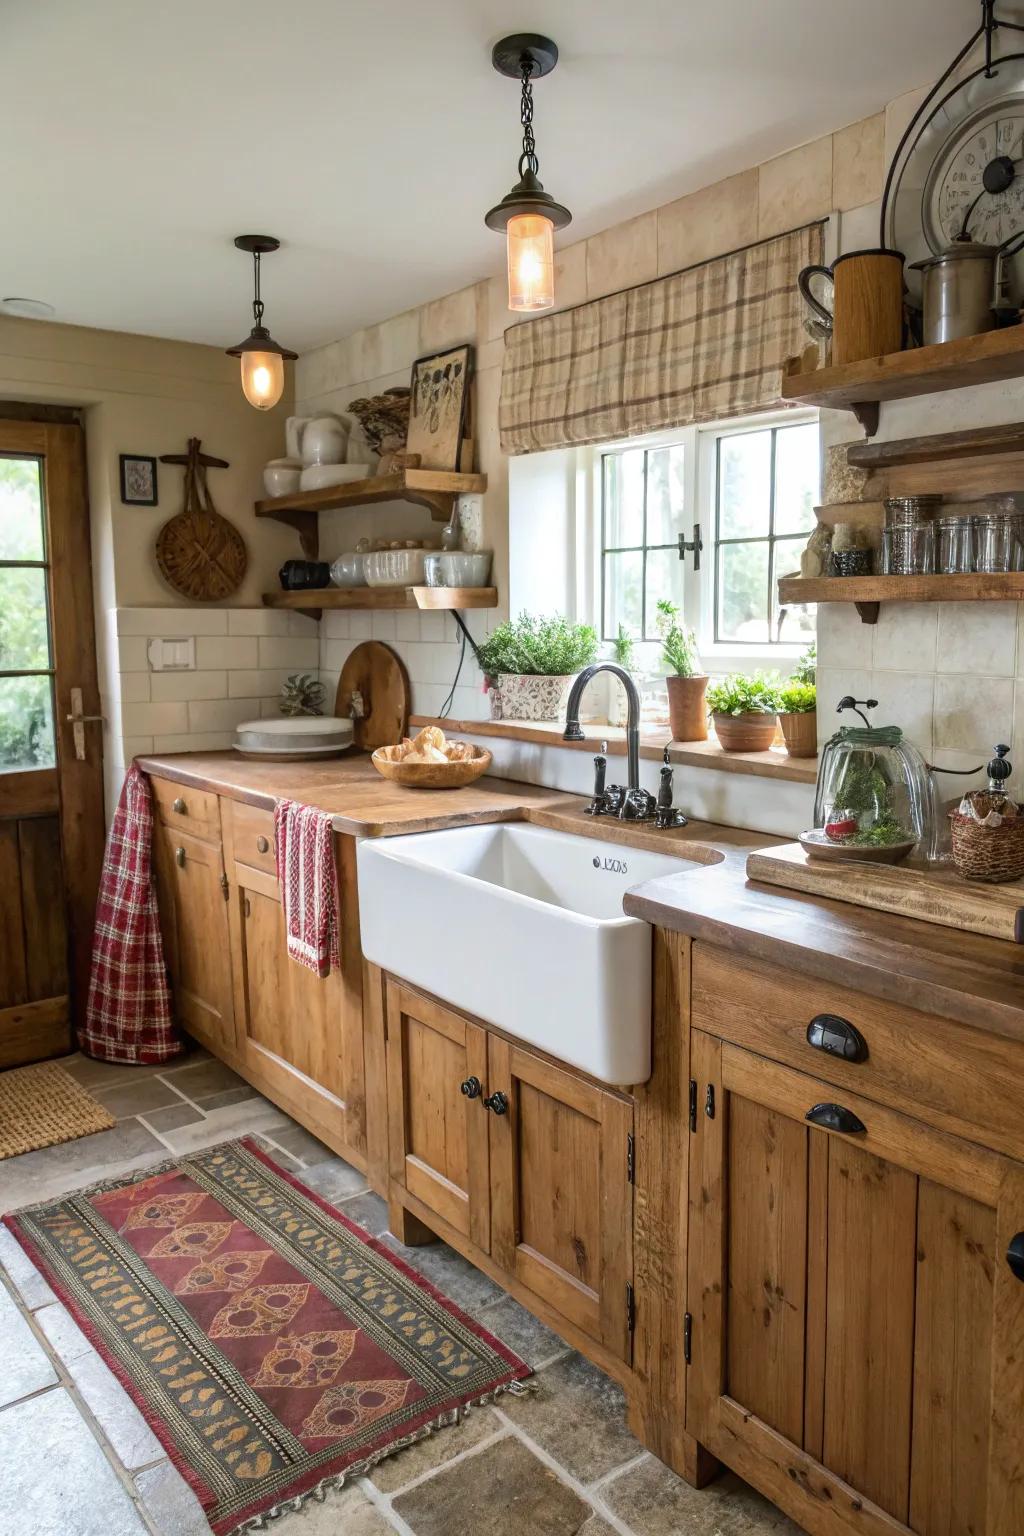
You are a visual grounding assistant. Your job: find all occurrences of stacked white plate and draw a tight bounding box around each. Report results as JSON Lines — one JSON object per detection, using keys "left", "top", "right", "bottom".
{"left": 234, "top": 716, "right": 354, "bottom": 760}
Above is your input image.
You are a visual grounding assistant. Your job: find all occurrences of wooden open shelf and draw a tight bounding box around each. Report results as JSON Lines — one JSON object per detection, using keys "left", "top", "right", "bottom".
{"left": 255, "top": 469, "right": 488, "bottom": 558}
{"left": 846, "top": 421, "right": 1024, "bottom": 470}
{"left": 778, "top": 572, "right": 1024, "bottom": 624}
{"left": 781, "top": 328, "right": 1024, "bottom": 437}
{"left": 263, "top": 586, "right": 498, "bottom": 619}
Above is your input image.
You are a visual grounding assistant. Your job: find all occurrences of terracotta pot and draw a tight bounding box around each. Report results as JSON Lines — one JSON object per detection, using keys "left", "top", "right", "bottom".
{"left": 666, "top": 674, "right": 709, "bottom": 741}
{"left": 712, "top": 710, "right": 778, "bottom": 753}
{"left": 779, "top": 709, "right": 818, "bottom": 758}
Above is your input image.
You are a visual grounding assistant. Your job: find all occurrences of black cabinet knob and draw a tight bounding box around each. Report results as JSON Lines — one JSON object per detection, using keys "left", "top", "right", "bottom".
{"left": 805, "top": 1102, "right": 866, "bottom": 1135}
{"left": 460, "top": 1077, "right": 481, "bottom": 1100}
{"left": 1007, "top": 1232, "right": 1024, "bottom": 1281}
{"left": 806, "top": 1013, "right": 868, "bottom": 1063}
{"left": 483, "top": 1091, "right": 509, "bottom": 1116}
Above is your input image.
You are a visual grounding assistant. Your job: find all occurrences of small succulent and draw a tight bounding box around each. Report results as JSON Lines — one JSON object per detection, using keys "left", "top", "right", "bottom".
{"left": 279, "top": 673, "right": 326, "bottom": 717}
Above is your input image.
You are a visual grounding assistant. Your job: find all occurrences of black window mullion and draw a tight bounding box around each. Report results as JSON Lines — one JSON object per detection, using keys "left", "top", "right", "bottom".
{"left": 640, "top": 451, "right": 649, "bottom": 640}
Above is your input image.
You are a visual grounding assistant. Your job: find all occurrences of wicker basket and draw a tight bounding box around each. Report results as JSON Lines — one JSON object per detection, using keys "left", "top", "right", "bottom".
{"left": 949, "top": 794, "right": 1024, "bottom": 883}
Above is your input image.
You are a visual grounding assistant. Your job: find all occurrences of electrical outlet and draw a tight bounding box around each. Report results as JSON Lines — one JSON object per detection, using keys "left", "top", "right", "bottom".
{"left": 147, "top": 636, "right": 196, "bottom": 671}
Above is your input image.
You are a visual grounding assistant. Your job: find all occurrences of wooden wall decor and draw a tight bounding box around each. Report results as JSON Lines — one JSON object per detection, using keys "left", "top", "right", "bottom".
{"left": 156, "top": 437, "right": 247, "bottom": 601}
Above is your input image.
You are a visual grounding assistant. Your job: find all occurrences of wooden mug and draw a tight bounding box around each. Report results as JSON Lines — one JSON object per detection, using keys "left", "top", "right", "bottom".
{"left": 800, "top": 249, "right": 905, "bottom": 365}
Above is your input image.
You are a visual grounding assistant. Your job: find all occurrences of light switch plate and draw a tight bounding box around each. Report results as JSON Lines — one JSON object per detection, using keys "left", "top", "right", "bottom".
{"left": 147, "top": 636, "right": 196, "bottom": 672}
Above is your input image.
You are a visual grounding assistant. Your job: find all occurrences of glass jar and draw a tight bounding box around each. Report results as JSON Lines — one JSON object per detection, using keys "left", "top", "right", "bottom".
{"left": 973, "top": 512, "right": 1018, "bottom": 573}
{"left": 884, "top": 521, "right": 935, "bottom": 575}
{"left": 935, "top": 514, "right": 974, "bottom": 574}
{"left": 814, "top": 725, "right": 938, "bottom": 856}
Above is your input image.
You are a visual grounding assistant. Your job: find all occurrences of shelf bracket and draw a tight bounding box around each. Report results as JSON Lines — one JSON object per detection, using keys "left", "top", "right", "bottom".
{"left": 854, "top": 601, "right": 880, "bottom": 625}
{"left": 851, "top": 401, "right": 880, "bottom": 438}
{"left": 266, "top": 508, "right": 319, "bottom": 560}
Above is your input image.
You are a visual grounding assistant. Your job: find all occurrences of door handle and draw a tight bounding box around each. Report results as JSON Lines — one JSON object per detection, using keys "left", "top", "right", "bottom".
{"left": 1007, "top": 1233, "right": 1024, "bottom": 1281}
{"left": 65, "top": 686, "right": 104, "bottom": 762}
{"left": 175, "top": 846, "right": 186, "bottom": 868}
{"left": 805, "top": 1102, "right": 866, "bottom": 1135}
{"left": 460, "top": 1076, "right": 482, "bottom": 1099}
{"left": 483, "top": 1091, "right": 509, "bottom": 1116}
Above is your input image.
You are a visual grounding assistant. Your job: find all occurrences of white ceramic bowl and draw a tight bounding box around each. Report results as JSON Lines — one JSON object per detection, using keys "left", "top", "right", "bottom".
{"left": 299, "top": 462, "right": 371, "bottom": 492}
{"left": 364, "top": 548, "right": 429, "bottom": 587}
{"left": 329, "top": 552, "right": 368, "bottom": 588}
{"left": 263, "top": 459, "right": 302, "bottom": 498}
{"left": 437, "top": 551, "right": 492, "bottom": 587}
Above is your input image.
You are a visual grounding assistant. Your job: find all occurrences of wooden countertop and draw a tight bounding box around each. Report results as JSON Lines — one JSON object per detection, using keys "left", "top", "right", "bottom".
{"left": 138, "top": 751, "right": 1024, "bottom": 1040}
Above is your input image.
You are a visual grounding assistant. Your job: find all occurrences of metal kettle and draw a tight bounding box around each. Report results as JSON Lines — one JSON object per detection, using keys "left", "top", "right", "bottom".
{"left": 909, "top": 238, "right": 1001, "bottom": 345}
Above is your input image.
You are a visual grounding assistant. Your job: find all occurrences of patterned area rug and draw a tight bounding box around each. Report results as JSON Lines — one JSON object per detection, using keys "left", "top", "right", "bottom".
{"left": 0, "top": 1060, "right": 115, "bottom": 1160}
{"left": 4, "top": 1137, "right": 529, "bottom": 1534}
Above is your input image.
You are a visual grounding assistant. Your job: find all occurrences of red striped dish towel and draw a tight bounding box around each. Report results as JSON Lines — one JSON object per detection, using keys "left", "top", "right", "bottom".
{"left": 273, "top": 799, "right": 341, "bottom": 978}
{"left": 80, "top": 764, "right": 182, "bottom": 1064}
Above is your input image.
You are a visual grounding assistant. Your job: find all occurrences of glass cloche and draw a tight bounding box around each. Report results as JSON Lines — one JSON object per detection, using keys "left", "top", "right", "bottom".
{"left": 811, "top": 710, "right": 938, "bottom": 862}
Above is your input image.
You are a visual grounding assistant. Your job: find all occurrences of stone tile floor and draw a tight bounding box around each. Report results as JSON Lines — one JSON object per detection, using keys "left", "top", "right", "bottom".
{"left": 0, "top": 1049, "right": 804, "bottom": 1536}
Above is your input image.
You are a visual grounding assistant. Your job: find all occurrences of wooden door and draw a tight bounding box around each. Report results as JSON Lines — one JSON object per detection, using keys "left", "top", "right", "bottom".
{"left": 227, "top": 857, "right": 366, "bottom": 1163}
{"left": 384, "top": 981, "right": 490, "bottom": 1250}
{"left": 487, "top": 1037, "right": 635, "bottom": 1364}
{"left": 152, "top": 825, "right": 235, "bottom": 1056}
{"left": 0, "top": 420, "right": 103, "bottom": 1064}
{"left": 687, "top": 1030, "right": 1024, "bottom": 1536}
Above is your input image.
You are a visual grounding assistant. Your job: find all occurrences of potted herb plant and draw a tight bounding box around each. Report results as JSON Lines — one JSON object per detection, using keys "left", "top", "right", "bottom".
{"left": 778, "top": 680, "right": 817, "bottom": 758}
{"left": 477, "top": 612, "right": 598, "bottom": 721}
{"left": 656, "top": 599, "right": 708, "bottom": 741}
{"left": 705, "top": 672, "right": 782, "bottom": 752}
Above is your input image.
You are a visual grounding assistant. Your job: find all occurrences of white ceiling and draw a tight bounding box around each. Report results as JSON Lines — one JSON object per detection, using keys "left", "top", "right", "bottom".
{"left": 4, "top": 0, "right": 974, "bottom": 353}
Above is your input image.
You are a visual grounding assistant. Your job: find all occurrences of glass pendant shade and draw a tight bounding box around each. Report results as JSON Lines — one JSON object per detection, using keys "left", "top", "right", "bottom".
{"left": 239, "top": 349, "right": 285, "bottom": 410}
{"left": 507, "top": 213, "right": 555, "bottom": 311}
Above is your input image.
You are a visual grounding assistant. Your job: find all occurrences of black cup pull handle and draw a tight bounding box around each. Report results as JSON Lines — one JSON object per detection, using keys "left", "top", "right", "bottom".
{"left": 483, "top": 1091, "right": 509, "bottom": 1116}
{"left": 1007, "top": 1233, "right": 1024, "bottom": 1281}
{"left": 806, "top": 1102, "right": 866, "bottom": 1135}
{"left": 460, "top": 1077, "right": 481, "bottom": 1100}
{"left": 806, "top": 1013, "right": 868, "bottom": 1063}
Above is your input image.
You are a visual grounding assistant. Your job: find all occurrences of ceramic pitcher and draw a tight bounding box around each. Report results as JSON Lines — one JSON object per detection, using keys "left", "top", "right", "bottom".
{"left": 286, "top": 414, "right": 350, "bottom": 466}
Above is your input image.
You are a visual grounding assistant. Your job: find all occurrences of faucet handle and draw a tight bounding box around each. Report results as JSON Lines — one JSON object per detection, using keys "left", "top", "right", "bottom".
{"left": 563, "top": 720, "right": 586, "bottom": 741}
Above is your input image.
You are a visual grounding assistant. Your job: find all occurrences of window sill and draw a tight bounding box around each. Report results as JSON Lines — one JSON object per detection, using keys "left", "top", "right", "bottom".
{"left": 409, "top": 715, "right": 818, "bottom": 785}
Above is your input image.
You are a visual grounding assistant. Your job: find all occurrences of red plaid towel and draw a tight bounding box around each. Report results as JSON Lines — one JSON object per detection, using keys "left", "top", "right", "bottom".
{"left": 79, "top": 764, "right": 182, "bottom": 1064}
{"left": 274, "top": 798, "right": 341, "bottom": 978}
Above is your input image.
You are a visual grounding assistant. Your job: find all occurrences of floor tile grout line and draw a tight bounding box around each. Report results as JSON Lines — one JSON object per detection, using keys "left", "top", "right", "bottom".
{"left": 0, "top": 1266, "right": 168, "bottom": 1536}
{"left": 490, "top": 1405, "right": 640, "bottom": 1536}
{"left": 0, "top": 1378, "right": 63, "bottom": 1414}
{"left": 588, "top": 1447, "right": 652, "bottom": 1492}
{"left": 359, "top": 1475, "right": 419, "bottom": 1536}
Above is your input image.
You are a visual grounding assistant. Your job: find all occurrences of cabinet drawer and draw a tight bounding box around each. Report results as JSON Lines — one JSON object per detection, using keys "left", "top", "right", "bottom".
{"left": 229, "top": 801, "right": 278, "bottom": 876}
{"left": 150, "top": 776, "right": 221, "bottom": 842}
{"left": 691, "top": 943, "right": 1024, "bottom": 1163}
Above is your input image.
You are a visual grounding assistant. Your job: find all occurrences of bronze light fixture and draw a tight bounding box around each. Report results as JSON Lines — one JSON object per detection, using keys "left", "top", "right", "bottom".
{"left": 485, "top": 33, "right": 571, "bottom": 313}
{"left": 226, "top": 235, "right": 297, "bottom": 411}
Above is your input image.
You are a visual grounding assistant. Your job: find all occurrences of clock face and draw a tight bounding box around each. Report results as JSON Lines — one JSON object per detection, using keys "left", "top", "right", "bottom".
{"left": 925, "top": 103, "right": 1024, "bottom": 250}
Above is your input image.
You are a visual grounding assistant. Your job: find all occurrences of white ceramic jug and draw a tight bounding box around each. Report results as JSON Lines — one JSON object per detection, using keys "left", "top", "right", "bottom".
{"left": 287, "top": 414, "right": 350, "bottom": 467}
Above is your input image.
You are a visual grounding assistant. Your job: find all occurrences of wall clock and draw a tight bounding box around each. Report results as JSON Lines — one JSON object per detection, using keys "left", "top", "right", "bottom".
{"left": 882, "top": 4, "right": 1024, "bottom": 303}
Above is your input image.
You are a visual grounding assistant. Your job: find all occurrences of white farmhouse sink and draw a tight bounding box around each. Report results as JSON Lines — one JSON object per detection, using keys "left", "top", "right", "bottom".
{"left": 356, "top": 822, "right": 696, "bottom": 1085}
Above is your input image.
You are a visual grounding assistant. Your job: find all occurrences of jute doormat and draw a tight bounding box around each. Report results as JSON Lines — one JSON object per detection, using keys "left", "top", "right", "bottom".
{"left": 4, "top": 1136, "right": 530, "bottom": 1535}
{"left": 0, "top": 1060, "right": 116, "bottom": 1160}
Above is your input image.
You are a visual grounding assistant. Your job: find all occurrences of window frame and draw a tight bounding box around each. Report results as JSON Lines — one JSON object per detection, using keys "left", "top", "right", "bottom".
{"left": 593, "top": 407, "right": 818, "bottom": 674}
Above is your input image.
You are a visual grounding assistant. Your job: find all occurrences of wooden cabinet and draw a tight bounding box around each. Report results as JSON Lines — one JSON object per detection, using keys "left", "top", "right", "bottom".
{"left": 152, "top": 823, "right": 236, "bottom": 1056}
{"left": 225, "top": 821, "right": 366, "bottom": 1167}
{"left": 687, "top": 1028, "right": 1024, "bottom": 1536}
{"left": 384, "top": 980, "right": 635, "bottom": 1363}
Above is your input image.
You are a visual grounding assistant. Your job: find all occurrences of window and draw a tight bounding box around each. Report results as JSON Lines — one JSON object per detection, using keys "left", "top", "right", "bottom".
{"left": 0, "top": 456, "right": 55, "bottom": 771}
{"left": 598, "top": 414, "right": 818, "bottom": 659}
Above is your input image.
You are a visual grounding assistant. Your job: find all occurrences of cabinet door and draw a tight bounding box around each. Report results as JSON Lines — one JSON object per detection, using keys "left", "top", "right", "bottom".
{"left": 687, "top": 1030, "right": 1024, "bottom": 1536}
{"left": 228, "top": 861, "right": 365, "bottom": 1160}
{"left": 488, "top": 1037, "right": 634, "bottom": 1364}
{"left": 153, "top": 825, "right": 235, "bottom": 1055}
{"left": 384, "top": 981, "right": 490, "bottom": 1251}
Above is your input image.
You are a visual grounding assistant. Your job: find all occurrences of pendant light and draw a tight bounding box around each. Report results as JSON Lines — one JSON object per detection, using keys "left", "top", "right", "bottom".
{"left": 225, "top": 236, "right": 297, "bottom": 410}
{"left": 485, "top": 34, "right": 571, "bottom": 313}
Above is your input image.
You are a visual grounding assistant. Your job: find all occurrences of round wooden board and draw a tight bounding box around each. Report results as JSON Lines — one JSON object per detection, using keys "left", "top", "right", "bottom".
{"left": 336, "top": 641, "right": 410, "bottom": 752}
{"left": 156, "top": 508, "right": 248, "bottom": 601}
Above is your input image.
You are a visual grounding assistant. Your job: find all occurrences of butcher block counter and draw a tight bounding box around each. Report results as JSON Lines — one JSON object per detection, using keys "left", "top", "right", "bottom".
{"left": 137, "top": 749, "right": 1024, "bottom": 1536}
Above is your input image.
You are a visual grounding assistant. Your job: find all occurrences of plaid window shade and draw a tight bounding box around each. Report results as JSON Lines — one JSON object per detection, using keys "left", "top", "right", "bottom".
{"left": 499, "top": 222, "right": 824, "bottom": 455}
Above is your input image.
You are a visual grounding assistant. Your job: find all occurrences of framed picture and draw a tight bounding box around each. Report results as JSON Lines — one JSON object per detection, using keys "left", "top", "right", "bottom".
{"left": 406, "top": 345, "right": 473, "bottom": 472}
{"left": 119, "top": 454, "right": 158, "bottom": 506}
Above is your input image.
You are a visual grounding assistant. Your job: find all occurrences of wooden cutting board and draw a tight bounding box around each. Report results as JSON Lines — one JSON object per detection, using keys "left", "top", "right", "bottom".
{"left": 746, "top": 842, "right": 1024, "bottom": 944}
{"left": 335, "top": 641, "right": 410, "bottom": 752}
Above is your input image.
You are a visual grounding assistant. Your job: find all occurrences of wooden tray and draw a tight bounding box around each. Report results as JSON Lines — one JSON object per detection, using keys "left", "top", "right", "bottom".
{"left": 746, "top": 841, "right": 1024, "bottom": 944}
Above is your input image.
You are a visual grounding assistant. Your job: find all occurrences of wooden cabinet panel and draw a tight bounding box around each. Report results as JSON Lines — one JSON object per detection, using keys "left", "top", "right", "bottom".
{"left": 153, "top": 824, "right": 235, "bottom": 1056}
{"left": 687, "top": 1031, "right": 1024, "bottom": 1536}
{"left": 488, "top": 1037, "right": 634, "bottom": 1364}
{"left": 384, "top": 981, "right": 490, "bottom": 1250}
{"left": 150, "top": 776, "right": 221, "bottom": 842}
{"left": 228, "top": 801, "right": 277, "bottom": 876}
{"left": 692, "top": 944, "right": 1024, "bottom": 1163}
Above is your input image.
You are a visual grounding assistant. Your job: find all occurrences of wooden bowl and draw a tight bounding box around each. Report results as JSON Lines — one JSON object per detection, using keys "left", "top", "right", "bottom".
{"left": 371, "top": 743, "right": 492, "bottom": 789}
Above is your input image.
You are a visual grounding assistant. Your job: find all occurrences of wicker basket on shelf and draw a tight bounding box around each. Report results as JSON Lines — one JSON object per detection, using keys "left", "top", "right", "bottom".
{"left": 949, "top": 789, "right": 1024, "bottom": 884}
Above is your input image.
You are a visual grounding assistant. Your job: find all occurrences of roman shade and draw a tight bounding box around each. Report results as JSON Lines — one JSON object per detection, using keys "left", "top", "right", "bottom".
{"left": 499, "top": 222, "right": 824, "bottom": 455}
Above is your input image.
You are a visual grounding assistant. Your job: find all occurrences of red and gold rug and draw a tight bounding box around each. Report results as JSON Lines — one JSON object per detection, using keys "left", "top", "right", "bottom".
{"left": 4, "top": 1137, "right": 529, "bottom": 1534}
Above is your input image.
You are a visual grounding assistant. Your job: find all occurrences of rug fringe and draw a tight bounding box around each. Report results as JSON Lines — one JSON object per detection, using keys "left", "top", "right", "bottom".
{"left": 228, "top": 1381, "right": 526, "bottom": 1536}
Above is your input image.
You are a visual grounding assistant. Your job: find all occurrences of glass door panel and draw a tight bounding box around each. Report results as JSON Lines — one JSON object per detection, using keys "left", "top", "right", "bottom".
{"left": 0, "top": 456, "right": 55, "bottom": 770}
